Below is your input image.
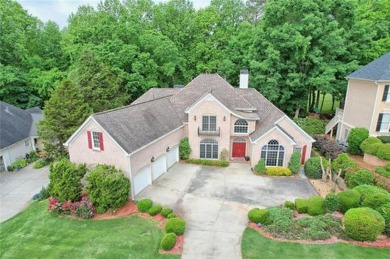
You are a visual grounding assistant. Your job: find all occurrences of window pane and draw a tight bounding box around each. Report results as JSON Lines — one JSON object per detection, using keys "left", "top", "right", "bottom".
{"left": 380, "top": 114, "right": 390, "bottom": 131}
{"left": 92, "top": 132, "right": 100, "bottom": 149}
{"left": 277, "top": 151, "right": 284, "bottom": 166}
{"left": 210, "top": 116, "right": 216, "bottom": 131}
{"left": 206, "top": 144, "right": 212, "bottom": 158}
{"left": 202, "top": 116, "right": 209, "bottom": 131}
{"left": 212, "top": 144, "right": 218, "bottom": 159}
{"left": 200, "top": 144, "right": 205, "bottom": 158}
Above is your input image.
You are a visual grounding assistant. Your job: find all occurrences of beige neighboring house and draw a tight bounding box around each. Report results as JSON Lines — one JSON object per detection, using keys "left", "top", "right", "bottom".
{"left": 65, "top": 72, "right": 314, "bottom": 199}
{"left": 326, "top": 52, "right": 390, "bottom": 140}
{"left": 0, "top": 102, "right": 44, "bottom": 171}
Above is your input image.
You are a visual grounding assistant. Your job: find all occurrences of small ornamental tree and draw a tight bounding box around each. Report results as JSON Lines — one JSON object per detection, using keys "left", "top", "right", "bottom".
{"left": 86, "top": 165, "right": 130, "bottom": 213}
{"left": 179, "top": 137, "right": 191, "bottom": 160}
{"left": 288, "top": 151, "right": 301, "bottom": 174}
{"left": 331, "top": 153, "right": 357, "bottom": 176}
{"left": 347, "top": 128, "right": 369, "bottom": 155}
{"left": 48, "top": 158, "right": 87, "bottom": 201}
{"left": 254, "top": 158, "right": 266, "bottom": 174}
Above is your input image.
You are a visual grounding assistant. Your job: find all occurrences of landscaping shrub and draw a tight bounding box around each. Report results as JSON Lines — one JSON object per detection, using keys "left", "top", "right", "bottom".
{"left": 361, "top": 192, "right": 390, "bottom": 209}
{"left": 288, "top": 152, "right": 301, "bottom": 174}
{"left": 161, "top": 207, "right": 172, "bottom": 218}
{"left": 148, "top": 204, "right": 162, "bottom": 216}
{"left": 185, "top": 159, "right": 229, "bottom": 167}
{"left": 33, "top": 158, "right": 51, "bottom": 169}
{"left": 265, "top": 167, "right": 292, "bottom": 176}
{"left": 248, "top": 208, "right": 271, "bottom": 224}
{"left": 331, "top": 153, "right": 357, "bottom": 176}
{"left": 267, "top": 207, "right": 294, "bottom": 222}
{"left": 376, "top": 163, "right": 390, "bottom": 178}
{"left": 337, "top": 190, "right": 361, "bottom": 213}
{"left": 295, "top": 198, "right": 308, "bottom": 213}
{"left": 297, "top": 214, "right": 342, "bottom": 240}
{"left": 96, "top": 207, "right": 106, "bottom": 214}
{"left": 306, "top": 196, "right": 325, "bottom": 216}
{"left": 11, "top": 158, "right": 27, "bottom": 169}
{"left": 354, "top": 185, "right": 390, "bottom": 201}
{"left": 179, "top": 137, "right": 191, "bottom": 160}
{"left": 7, "top": 165, "right": 14, "bottom": 172}
{"left": 75, "top": 196, "right": 94, "bottom": 219}
{"left": 160, "top": 233, "right": 177, "bottom": 251}
{"left": 365, "top": 143, "right": 383, "bottom": 156}
{"left": 254, "top": 159, "right": 266, "bottom": 174}
{"left": 137, "top": 199, "right": 153, "bottom": 212}
{"left": 313, "top": 135, "right": 342, "bottom": 159}
{"left": 37, "top": 186, "right": 50, "bottom": 201}
{"left": 347, "top": 128, "right": 369, "bottom": 155}
{"left": 26, "top": 151, "right": 40, "bottom": 163}
{"left": 378, "top": 136, "right": 390, "bottom": 144}
{"left": 293, "top": 118, "right": 325, "bottom": 136}
{"left": 167, "top": 213, "right": 176, "bottom": 219}
{"left": 344, "top": 207, "right": 385, "bottom": 241}
{"left": 360, "top": 137, "right": 382, "bottom": 154}
{"left": 264, "top": 207, "right": 298, "bottom": 240}
{"left": 324, "top": 193, "right": 340, "bottom": 212}
{"left": 165, "top": 218, "right": 186, "bottom": 235}
{"left": 345, "top": 169, "right": 375, "bottom": 188}
{"left": 284, "top": 201, "right": 295, "bottom": 210}
{"left": 86, "top": 165, "right": 130, "bottom": 212}
{"left": 376, "top": 203, "right": 390, "bottom": 236}
{"left": 377, "top": 143, "right": 390, "bottom": 160}
{"left": 48, "top": 158, "right": 87, "bottom": 202}
{"left": 304, "top": 157, "right": 322, "bottom": 179}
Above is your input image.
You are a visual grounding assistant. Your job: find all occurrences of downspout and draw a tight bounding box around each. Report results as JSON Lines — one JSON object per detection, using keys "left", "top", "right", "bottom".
{"left": 127, "top": 154, "right": 135, "bottom": 201}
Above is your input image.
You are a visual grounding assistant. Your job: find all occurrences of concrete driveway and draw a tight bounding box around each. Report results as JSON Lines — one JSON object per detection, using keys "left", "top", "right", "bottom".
{"left": 137, "top": 162, "right": 317, "bottom": 259}
{"left": 0, "top": 164, "right": 50, "bottom": 222}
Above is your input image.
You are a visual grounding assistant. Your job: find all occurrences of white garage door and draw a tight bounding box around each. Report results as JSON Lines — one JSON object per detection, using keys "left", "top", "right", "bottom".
{"left": 133, "top": 166, "right": 151, "bottom": 195}
{"left": 167, "top": 146, "right": 179, "bottom": 169}
{"left": 152, "top": 155, "right": 166, "bottom": 181}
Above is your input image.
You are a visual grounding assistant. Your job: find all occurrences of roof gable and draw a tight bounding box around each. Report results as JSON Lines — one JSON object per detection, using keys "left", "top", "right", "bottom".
{"left": 347, "top": 52, "right": 390, "bottom": 81}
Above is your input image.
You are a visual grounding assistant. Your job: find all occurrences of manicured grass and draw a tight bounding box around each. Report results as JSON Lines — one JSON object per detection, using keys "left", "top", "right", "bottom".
{"left": 0, "top": 201, "right": 178, "bottom": 259}
{"left": 320, "top": 93, "right": 339, "bottom": 114}
{"left": 242, "top": 228, "right": 390, "bottom": 259}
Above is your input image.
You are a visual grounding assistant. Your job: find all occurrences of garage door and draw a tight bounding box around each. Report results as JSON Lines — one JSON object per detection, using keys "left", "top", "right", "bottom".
{"left": 152, "top": 155, "right": 166, "bottom": 181}
{"left": 133, "top": 166, "right": 151, "bottom": 195}
{"left": 167, "top": 146, "right": 179, "bottom": 169}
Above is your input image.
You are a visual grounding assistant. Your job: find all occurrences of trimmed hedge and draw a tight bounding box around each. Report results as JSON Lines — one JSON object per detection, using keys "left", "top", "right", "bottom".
{"left": 265, "top": 167, "right": 292, "bottom": 176}
{"left": 377, "top": 144, "right": 390, "bottom": 160}
{"left": 354, "top": 185, "right": 390, "bottom": 201}
{"left": 344, "top": 207, "right": 385, "bottom": 241}
{"left": 306, "top": 196, "right": 325, "bottom": 216}
{"left": 254, "top": 159, "right": 266, "bottom": 174}
{"left": 324, "top": 193, "right": 340, "bottom": 212}
{"left": 165, "top": 218, "right": 186, "bottom": 235}
{"left": 345, "top": 169, "right": 375, "bottom": 188}
{"left": 288, "top": 152, "right": 301, "bottom": 174}
{"left": 331, "top": 153, "right": 356, "bottom": 176}
{"left": 376, "top": 203, "right": 390, "bottom": 236}
{"left": 295, "top": 198, "right": 308, "bottom": 213}
{"left": 161, "top": 207, "right": 173, "bottom": 218}
{"left": 167, "top": 213, "right": 176, "bottom": 219}
{"left": 354, "top": 185, "right": 390, "bottom": 210}
{"left": 148, "top": 204, "right": 162, "bottom": 216}
{"left": 378, "top": 136, "right": 390, "bottom": 143}
{"left": 284, "top": 201, "right": 295, "bottom": 210}
{"left": 137, "top": 199, "right": 153, "bottom": 212}
{"left": 347, "top": 128, "right": 369, "bottom": 155}
{"left": 185, "top": 159, "right": 229, "bottom": 167}
{"left": 160, "top": 233, "right": 177, "bottom": 251}
{"left": 248, "top": 208, "right": 271, "bottom": 224}
{"left": 360, "top": 137, "right": 382, "bottom": 154}
{"left": 304, "top": 157, "right": 322, "bottom": 179}
{"left": 337, "top": 190, "right": 361, "bottom": 213}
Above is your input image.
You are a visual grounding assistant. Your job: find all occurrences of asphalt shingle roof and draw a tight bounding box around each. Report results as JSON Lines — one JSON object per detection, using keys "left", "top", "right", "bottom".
{"left": 132, "top": 88, "right": 180, "bottom": 105}
{"left": 0, "top": 102, "right": 42, "bottom": 149}
{"left": 347, "top": 52, "right": 390, "bottom": 81}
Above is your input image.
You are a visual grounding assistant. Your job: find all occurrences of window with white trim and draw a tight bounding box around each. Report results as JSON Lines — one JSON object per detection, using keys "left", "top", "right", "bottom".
{"left": 92, "top": 131, "right": 100, "bottom": 149}
{"left": 202, "top": 116, "right": 216, "bottom": 131}
{"left": 200, "top": 139, "right": 218, "bottom": 159}
{"left": 378, "top": 113, "right": 390, "bottom": 132}
{"left": 382, "top": 85, "right": 389, "bottom": 102}
{"left": 261, "top": 140, "right": 284, "bottom": 166}
{"left": 234, "top": 119, "right": 248, "bottom": 133}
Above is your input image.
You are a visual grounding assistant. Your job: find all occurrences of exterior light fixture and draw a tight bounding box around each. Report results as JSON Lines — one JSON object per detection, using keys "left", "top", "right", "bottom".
{"left": 194, "top": 115, "right": 196, "bottom": 121}
{"left": 151, "top": 156, "right": 155, "bottom": 162}
{"left": 223, "top": 116, "right": 226, "bottom": 121}
{"left": 166, "top": 146, "right": 170, "bottom": 152}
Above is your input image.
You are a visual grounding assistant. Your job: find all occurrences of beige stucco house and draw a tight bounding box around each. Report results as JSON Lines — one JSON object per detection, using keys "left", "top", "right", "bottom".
{"left": 65, "top": 73, "right": 314, "bottom": 198}
{"left": 326, "top": 52, "right": 390, "bottom": 140}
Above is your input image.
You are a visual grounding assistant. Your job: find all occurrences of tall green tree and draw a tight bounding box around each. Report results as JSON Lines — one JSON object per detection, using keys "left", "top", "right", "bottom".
{"left": 38, "top": 80, "right": 92, "bottom": 157}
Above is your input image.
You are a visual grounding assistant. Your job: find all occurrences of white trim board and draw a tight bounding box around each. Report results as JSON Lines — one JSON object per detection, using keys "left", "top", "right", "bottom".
{"left": 274, "top": 115, "right": 316, "bottom": 142}
{"left": 252, "top": 126, "right": 296, "bottom": 146}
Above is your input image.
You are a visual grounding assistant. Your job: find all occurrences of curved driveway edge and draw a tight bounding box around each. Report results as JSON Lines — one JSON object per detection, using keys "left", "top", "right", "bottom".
{"left": 136, "top": 162, "right": 317, "bottom": 259}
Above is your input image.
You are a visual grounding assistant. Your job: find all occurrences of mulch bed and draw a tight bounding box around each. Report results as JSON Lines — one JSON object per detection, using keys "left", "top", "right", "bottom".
{"left": 92, "top": 200, "right": 183, "bottom": 255}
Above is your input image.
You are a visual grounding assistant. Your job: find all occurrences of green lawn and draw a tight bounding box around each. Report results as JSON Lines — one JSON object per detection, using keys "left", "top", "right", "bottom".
{"left": 0, "top": 201, "right": 178, "bottom": 259}
{"left": 320, "top": 93, "right": 339, "bottom": 114}
{"left": 242, "top": 228, "right": 390, "bottom": 259}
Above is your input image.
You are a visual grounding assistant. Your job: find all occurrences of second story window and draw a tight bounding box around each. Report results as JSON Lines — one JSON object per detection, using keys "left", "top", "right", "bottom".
{"left": 377, "top": 113, "right": 390, "bottom": 132}
{"left": 202, "top": 116, "right": 216, "bottom": 131}
{"left": 382, "top": 85, "right": 389, "bottom": 102}
{"left": 234, "top": 119, "right": 248, "bottom": 133}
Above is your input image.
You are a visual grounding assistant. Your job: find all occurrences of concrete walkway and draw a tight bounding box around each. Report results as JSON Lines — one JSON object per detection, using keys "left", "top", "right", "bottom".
{"left": 0, "top": 164, "right": 50, "bottom": 222}
{"left": 137, "top": 162, "right": 317, "bottom": 259}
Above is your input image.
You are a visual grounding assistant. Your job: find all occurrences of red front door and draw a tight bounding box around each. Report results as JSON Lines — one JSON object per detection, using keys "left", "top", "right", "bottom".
{"left": 233, "top": 142, "right": 246, "bottom": 157}
{"left": 301, "top": 145, "right": 307, "bottom": 165}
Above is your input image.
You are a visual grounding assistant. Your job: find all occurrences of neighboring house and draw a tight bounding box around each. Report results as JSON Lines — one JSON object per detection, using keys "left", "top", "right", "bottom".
{"left": 0, "top": 102, "right": 43, "bottom": 171}
{"left": 326, "top": 52, "right": 390, "bottom": 140}
{"left": 65, "top": 72, "right": 314, "bottom": 198}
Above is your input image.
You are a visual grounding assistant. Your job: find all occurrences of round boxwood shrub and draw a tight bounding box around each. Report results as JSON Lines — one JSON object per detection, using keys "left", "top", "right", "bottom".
{"left": 148, "top": 204, "right": 162, "bottom": 216}
{"left": 254, "top": 159, "right": 266, "bottom": 174}
{"left": 137, "top": 199, "right": 153, "bottom": 212}
{"left": 284, "top": 201, "right": 295, "bottom": 210}
{"left": 167, "top": 213, "right": 176, "bottom": 219}
{"left": 248, "top": 208, "right": 270, "bottom": 224}
{"left": 324, "top": 193, "right": 340, "bottom": 212}
{"left": 337, "top": 190, "right": 361, "bottom": 213}
{"left": 345, "top": 169, "right": 375, "bottom": 188}
{"left": 295, "top": 198, "right": 308, "bottom": 213}
{"left": 354, "top": 185, "right": 390, "bottom": 208}
{"left": 160, "top": 233, "right": 177, "bottom": 251}
{"left": 360, "top": 137, "right": 382, "bottom": 154}
{"left": 344, "top": 207, "right": 385, "bottom": 241}
{"left": 347, "top": 127, "right": 369, "bottom": 155}
{"left": 366, "top": 143, "right": 383, "bottom": 156}
{"left": 161, "top": 207, "right": 173, "bottom": 218}
{"left": 377, "top": 143, "right": 390, "bottom": 160}
{"left": 165, "top": 218, "right": 186, "bottom": 235}
{"left": 361, "top": 193, "right": 390, "bottom": 210}
{"left": 306, "top": 196, "right": 325, "bottom": 216}
{"left": 304, "top": 157, "right": 322, "bottom": 179}
{"left": 376, "top": 203, "right": 390, "bottom": 236}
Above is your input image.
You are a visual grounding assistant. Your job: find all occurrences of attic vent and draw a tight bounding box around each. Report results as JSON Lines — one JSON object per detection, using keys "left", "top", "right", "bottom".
{"left": 173, "top": 84, "right": 184, "bottom": 88}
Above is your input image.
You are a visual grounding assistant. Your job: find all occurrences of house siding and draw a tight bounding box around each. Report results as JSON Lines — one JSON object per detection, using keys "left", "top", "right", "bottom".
{"left": 0, "top": 137, "right": 35, "bottom": 170}
{"left": 371, "top": 83, "right": 390, "bottom": 136}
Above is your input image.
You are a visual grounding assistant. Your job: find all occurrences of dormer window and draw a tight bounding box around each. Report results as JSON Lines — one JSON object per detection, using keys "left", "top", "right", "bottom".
{"left": 234, "top": 119, "right": 248, "bottom": 133}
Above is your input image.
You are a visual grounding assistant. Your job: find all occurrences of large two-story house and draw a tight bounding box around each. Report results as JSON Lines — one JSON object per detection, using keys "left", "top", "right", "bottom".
{"left": 326, "top": 52, "right": 390, "bottom": 140}
{"left": 65, "top": 73, "right": 314, "bottom": 198}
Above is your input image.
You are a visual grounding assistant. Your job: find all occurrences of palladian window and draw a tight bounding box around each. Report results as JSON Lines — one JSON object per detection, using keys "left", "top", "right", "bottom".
{"left": 261, "top": 140, "right": 284, "bottom": 166}
{"left": 234, "top": 119, "right": 248, "bottom": 133}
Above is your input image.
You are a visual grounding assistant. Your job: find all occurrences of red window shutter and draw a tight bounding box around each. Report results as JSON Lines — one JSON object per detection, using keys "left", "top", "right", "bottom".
{"left": 87, "top": 131, "right": 92, "bottom": 149}
{"left": 99, "top": 132, "right": 104, "bottom": 151}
